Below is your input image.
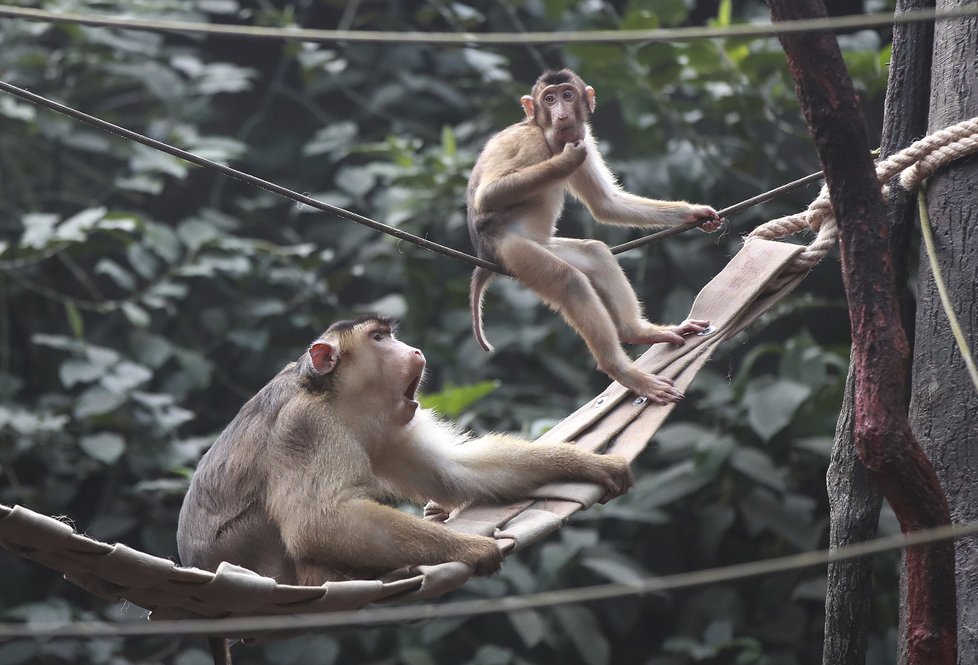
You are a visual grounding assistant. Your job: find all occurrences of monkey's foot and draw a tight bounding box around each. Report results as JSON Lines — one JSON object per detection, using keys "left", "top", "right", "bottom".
{"left": 611, "top": 367, "right": 683, "bottom": 404}
{"left": 459, "top": 535, "right": 504, "bottom": 576}
{"left": 594, "top": 455, "right": 635, "bottom": 503}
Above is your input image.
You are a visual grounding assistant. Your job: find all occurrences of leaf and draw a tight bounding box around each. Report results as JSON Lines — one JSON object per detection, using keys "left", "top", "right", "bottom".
{"left": 303, "top": 122, "right": 357, "bottom": 157}
{"left": 738, "top": 488, "right": 821, "bottom": 550}
{"left": 717, "top": 0, "right": 732, "bottom": 26}
{"left": 420, "top": 381, "right": 499, "bottom": 418}
{"left": 632, "top": 460, "right": 714, "bottom": 510}
{"left": 507, "top": 609, "right": 545, "bottom": 648}
{"left": 32, "top": 333, "right": 86, "bottom": 353}
{"left": 55, "top": 207, "right": 107, "bottom": 243}
{"left": 59, "top": 359, "right": 103, "bottom": 388}
{"left": 95, "top": 259, "right": 137, "bottom": 291}
{"left": 743, "top": 379, "right": 812, "bottom": 441}
{"left": 101, "top": 361, "right": 153, "bottom": 394}
{"left": 65, "top": 302, "right": 84, "bottom": 339}
{"left": 74, "top": 386, "right": 126, "bottom": 419}
{"left": 580, "top": 554, "right": 648, "bottom": 583}
{"left": 440, "top": 124, "right": 456, "bottom": 155}
{"left": 121, "top": 301, "right": 151, "bottom": 328}
{"left": 554, "top": 606, "right": 610, "bottom": 665}
{"left": 399, "top": 648, "right": 438, "bottom": 665}
{"left": 729, "top": 447, "right": 787, "bottom": 492}
{"left": 177, "top": 219, "right": 221, "bottom": 252}
{"left": 20, "top": 213, "right": 60, "bottom": 249}
{"left": 471, "top": 644, "right": 513, "bottom": 665}
{"left": 78, "top": 432, "right": 126, "bottom": 465}
{"left": 173, "top": 648, "right": 214, "bottom": 665}
{"left": 0, "top": 96, "right": 35, "bottom": 121}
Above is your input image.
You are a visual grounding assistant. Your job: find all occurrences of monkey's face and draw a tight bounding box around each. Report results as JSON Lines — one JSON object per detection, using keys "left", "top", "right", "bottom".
{"left": 337, "top": 321, "right": 425, "bottom": 427}
{"left": 536, "top": 82, "right": 592, "bottom": 146}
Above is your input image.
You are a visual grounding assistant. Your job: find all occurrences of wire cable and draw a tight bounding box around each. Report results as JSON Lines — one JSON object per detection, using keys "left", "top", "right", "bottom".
{"left": 0, "top": 5, "right": 977, "bottom": 46}
{"left": 0, "top": 521, "right": 974, "bottom": 639}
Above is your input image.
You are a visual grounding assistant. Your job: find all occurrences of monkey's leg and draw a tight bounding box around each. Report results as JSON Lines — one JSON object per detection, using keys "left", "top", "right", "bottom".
{"left": 285, "top": 499, "right": 503, "bottom": 578}
{"left": 497, "top": 234, "right": 682, "bottom": 402}
{"left": 548, "top": 238, "right": 708, "bottom": 346}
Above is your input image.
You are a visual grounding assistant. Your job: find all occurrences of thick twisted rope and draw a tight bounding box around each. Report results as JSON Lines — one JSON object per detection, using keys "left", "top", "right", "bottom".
{"left": 748, "top": 116, "right": 978, "bottom": 278}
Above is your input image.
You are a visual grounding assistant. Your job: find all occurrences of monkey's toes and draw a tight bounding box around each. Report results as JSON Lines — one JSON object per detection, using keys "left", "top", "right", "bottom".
{"left": 461, "top": 536, "right": 503, "bottom": 575}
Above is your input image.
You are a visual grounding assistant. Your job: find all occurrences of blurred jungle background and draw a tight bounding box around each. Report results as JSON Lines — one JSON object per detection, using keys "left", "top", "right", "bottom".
{"left": 0, "top": 1, "right": 901, "bottom": 663}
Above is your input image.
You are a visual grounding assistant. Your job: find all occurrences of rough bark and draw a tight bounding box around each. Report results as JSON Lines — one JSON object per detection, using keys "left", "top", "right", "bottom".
{"left": 823, "top": 3, "right": 933, "bottom": 665}
{"left": 909, "top": 0, "right": 978, "bottom": 662}
{"left": 767, "top": 2, "right": 957, "bottom": 665}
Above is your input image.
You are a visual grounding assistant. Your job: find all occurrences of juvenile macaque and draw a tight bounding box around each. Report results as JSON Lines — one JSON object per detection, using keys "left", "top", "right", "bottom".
{"left": 468, "top": 68, "right": 723, "bottom": 404}
{"left": 177, "top": 315, "right": 632, "bottom": 664}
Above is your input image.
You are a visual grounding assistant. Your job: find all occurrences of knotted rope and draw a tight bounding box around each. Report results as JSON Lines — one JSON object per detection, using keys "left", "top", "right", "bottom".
{"left": 748, "top": 116, "right": 978, "bottom": 280}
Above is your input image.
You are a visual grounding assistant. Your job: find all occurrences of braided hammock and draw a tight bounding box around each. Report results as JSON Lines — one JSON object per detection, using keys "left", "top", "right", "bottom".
{"left": 2, "top": 117, "right": 977, "bottom": 639}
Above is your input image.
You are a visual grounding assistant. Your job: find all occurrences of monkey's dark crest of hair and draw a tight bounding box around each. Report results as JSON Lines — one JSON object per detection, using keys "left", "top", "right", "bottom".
{"left": 535, "top": 68, "right": 584, "bottom": 89}
{"left": 323, "top": 313, "right": 398, "bottom": 337}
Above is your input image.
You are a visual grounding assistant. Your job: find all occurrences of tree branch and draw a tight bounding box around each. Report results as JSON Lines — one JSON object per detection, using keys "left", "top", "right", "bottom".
{"left": 767, "top": 2, "right": 957, "bottom": 664}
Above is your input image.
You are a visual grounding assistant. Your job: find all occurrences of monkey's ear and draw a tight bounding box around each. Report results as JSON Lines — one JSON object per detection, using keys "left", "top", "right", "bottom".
{"left": 520, "top": 95, "right": 535, "bottom": 119}
{"left": 585, "top": 86, "right": 596, "bottom": 113}
{"left": 308, "top": 341, "right": 338, "bottom": 375}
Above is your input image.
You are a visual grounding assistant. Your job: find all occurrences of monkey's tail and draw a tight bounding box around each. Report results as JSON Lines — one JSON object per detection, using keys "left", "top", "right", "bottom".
{"left": 470, "top": 267, "right": 496, "bottom": 354}
{"left": 208, "top": 636, "right": 232, "bottom": 665}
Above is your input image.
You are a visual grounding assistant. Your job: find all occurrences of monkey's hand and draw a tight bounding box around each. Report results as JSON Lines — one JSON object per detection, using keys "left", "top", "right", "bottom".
{"left": 554, "top": 140, "right": 588, "bottom": 174}
{"left": 423, "top": 500, "right": 451, "bottom": 523}
{"left": 624, "top": 319, "right": 710, "bottom": 346}
{"left": 594, "top": 455, "right": 634, "bottom": 504}
{"left": 458, "top": 534, "right": 504, "bottom": 576}
{"left": 669, "top": 318, "right": 711, "bottom": 341}
{"left": 685, "top": 204, "right": 724, "bottom": 232}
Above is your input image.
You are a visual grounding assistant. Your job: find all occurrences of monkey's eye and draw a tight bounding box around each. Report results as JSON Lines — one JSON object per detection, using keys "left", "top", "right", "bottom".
{"left": 562, "top": 91, "right": 574, "bottom": 101}
{"left": 544, "top": 94, "right": 556, "bottom": 104}
{"left": 371, "top": 332, "right": 386, "bottom": 342}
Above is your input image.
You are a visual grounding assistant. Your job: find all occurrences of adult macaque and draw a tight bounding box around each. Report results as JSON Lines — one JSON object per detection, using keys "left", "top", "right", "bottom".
{"left": 177, "top": 315, "right": 633, "bottom": 665}
{"left": 468, "top": 68, "right": 724, "bottom": 404}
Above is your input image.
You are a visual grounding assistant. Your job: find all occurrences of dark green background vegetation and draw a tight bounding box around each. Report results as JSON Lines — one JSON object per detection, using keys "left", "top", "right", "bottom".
{"left": 0, "top": 1, "right": 898, "bottom": 663}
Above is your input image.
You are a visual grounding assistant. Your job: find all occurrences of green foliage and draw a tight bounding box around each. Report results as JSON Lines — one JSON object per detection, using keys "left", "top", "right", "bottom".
{"left": 0, "top": 0, "right": 893, "bottom": 663}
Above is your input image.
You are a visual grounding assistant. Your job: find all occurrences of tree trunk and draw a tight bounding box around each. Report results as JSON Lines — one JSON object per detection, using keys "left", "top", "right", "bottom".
{"left": 823, "top": 3, "right": 933, "bottom": 665}
{"left": 909, "top": 1, "right": 978, "bottom": 662}
{"left": 767, "top": 2, "right": 957, "bottom": 664}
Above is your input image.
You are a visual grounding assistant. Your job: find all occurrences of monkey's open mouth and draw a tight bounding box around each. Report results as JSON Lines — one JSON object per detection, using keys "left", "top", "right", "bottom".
{"left": 405, "top": 375, "right": 422, "bottom": 403}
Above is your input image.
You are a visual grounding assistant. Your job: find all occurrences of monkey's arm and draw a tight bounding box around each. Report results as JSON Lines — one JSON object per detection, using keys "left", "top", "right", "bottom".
{"left": 388, "top": 426, "right": 632, "bottom": 508}
{"left": 568, "top": 134, "right": 718, "bottom": 228}
{"left": 472, "top": 132, "right": 584, "bottom": 212}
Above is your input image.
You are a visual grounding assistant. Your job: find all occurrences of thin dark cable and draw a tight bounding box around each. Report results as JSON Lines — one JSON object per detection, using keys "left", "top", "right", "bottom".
{"left": 609, "top": 170, "right": 825, "bottom": 254}
{"left": 0, "top": 521, "right": 973, "bottom": 639}
{"left": 1, "top": 80, "right": 827, "bottom": 271}
{"left": 0, "top": 79, "right": 504, "bottom": 274}
{"left": 0, "top": 5, "right": 975, "bottom": 46}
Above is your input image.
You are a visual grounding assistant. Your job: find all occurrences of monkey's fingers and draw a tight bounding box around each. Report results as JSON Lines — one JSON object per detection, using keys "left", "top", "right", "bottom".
{"left": 423, "top": 500, "right": 451, "bottom": 523}
{"left": 671, "top": 319, "right": 710, "bottom": 337}
{"left": 697, "top": 215, "right": 726, "bottom": 233}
